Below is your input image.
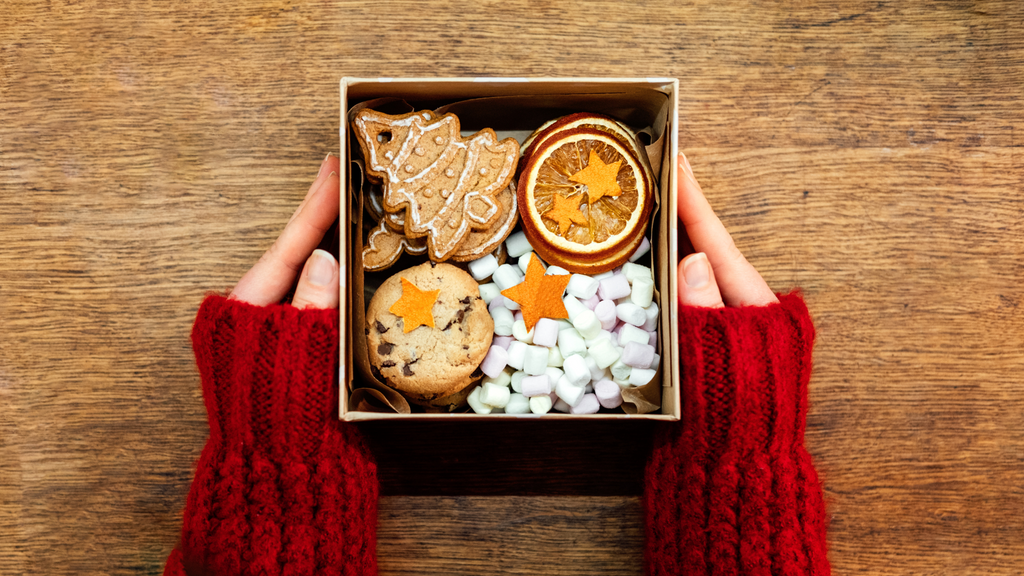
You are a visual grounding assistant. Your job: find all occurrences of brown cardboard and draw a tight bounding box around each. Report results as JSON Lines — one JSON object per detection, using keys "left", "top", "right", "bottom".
{"left": 340, "top": 78, "right": 679, "bottom": 421}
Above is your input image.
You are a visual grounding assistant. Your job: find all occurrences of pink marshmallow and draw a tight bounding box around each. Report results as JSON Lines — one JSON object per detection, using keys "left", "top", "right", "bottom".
{"left": 514, "top": 310, "right": 524, "bottom": 324}
{"left": 488, "top": 296, "right": 506, "bottom": 314}
{"left": 480, "top": 345, "right": 509, "bottom": 377}
{"left": 621, "top": 342, "right": 655, "bottom": 369}
{"left": 570, "top": 393, "right": 601, "bottom": 414}
{"left": 598, "top": 274, "right": 631, "bottom": 301}
{"left": 493, "top": 335, "right": 513, "bottom": 350}
{"left": 532, "top": 318, "right": 559, "bottom": 348}
{"left": 612, "top": 321, "right": 625, "bottom": 336}
{"left": 594, "top": 300, "right": 617, "bottom": 330}
{"left": 594, "top": 379, "right": 623, "bottom": 409}
{"left": 521, "top": 374, "right": 552, "bottom": 397}
{"left": 583, "top": 294, "right": 601, "bottom": 310}
{"left": 629, "top": 236, "right": 651, "bottom": 262}
{"left": 648, "top": 330, "right": 657, "bottom": 349}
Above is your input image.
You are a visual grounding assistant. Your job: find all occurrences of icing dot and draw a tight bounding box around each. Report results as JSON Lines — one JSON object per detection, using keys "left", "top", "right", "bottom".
{"left": 445, "top": 168, "right": 455, "bottom": 178}
{"left": 441, "top": 189, "right": 451, "bottom": 199}
{"left": 404, "top": 165, "right": 414, "bottom": 173}
{"left": 479, "top": 167, "right": 488, "bottom": 176}
{"left": 434, "top": 136, "right": 445, "bottom": 145}
{"left": 384, "top": 151, "right": 394, "bottom": 160}
{"left": 423, "top": 189, "right": 434, "bottom": 198}
{"left": 414, "top": 147, "right": 425, "bottom": 156}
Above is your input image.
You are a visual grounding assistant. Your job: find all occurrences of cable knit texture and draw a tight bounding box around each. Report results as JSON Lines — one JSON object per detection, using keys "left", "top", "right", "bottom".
{"left": 164, "top": 295, "right": 378, "bottom": 576}
{"left": 644, "top": 293, "right": 831, "bottom": 576}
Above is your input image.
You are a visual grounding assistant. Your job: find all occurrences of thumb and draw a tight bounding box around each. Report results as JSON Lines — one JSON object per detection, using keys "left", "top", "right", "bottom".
{"left": 291, "top": 249, "right": 340, "bottom": 310}
{"left": 678, "top": 252, "right": 724, "bottom": 309}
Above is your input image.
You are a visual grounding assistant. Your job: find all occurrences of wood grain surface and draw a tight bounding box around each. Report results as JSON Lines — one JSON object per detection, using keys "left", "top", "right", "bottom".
{"left": 2, "top": 1, "right": 1022, "bottom": 574}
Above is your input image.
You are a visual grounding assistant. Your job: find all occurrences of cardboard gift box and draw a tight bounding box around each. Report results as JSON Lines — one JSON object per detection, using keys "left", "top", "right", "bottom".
{"left": 338, "top": 77, "right": 679, "bottom": 421}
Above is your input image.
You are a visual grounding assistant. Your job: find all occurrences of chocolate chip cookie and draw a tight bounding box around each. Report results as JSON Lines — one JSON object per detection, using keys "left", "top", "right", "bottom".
{"left": 366, "top": 261, "right": 493, "bottom": 405}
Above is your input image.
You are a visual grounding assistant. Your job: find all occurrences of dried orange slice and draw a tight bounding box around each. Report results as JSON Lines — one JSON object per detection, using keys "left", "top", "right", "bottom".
{"left": 517, "top": 128, "right": 652, "bottom": 273}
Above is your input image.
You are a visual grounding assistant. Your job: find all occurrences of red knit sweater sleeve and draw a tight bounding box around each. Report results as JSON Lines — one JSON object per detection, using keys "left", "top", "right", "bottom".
{"left": 644, "top": 292, "right": 831, "bottom": 576}
{"left": 164, "top": 295, "right": 378, "bottom": 576}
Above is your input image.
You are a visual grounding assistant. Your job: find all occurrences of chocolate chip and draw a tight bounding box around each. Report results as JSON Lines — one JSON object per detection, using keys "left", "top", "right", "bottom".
{"left": 377, "top": 342, "right": 394, "bottom": 355}
{"left": 364, "top": 327, "right": 370, "bottom": 336}
{"left": 429, "top": 260, "right": 437, "bottom": 268}
{"left": 455, "top": 309, "right": 466, "bottom": 324}
{"left": 382, "top": 360, "right": 396, "bottom": 368}
{"left": 375, "top": 320, "right": 388, "bottom": 334}
{"left": 402, "top": 364, "right": 415, "bottom": 376}
{"left": 459, "top": 296, "right": 472, "bottom": 305}
{"left": 441, "top": 319, "right": 455, "bottom": 331}
{"left": 470, "top": 367, "right": 483, "bottom": 378}
{"left": 462, "top": 344, "right": 469, "bottom": 350}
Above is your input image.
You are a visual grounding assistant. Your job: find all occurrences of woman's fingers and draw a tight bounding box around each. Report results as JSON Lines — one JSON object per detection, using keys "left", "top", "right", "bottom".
{"left": 678, "top": 252, "right": 724, "bottom": 308}
{"left": 291, "top": 249, "right": 341, "bottom": 309}
{"left": 677, "top": 153, "right": 778, "bottom": 307}
{"left": 231, "top": 155, "right": 341, "bottom": 306}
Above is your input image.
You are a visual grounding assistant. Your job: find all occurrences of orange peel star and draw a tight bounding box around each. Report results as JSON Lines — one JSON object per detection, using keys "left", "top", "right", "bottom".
{"left": 389, "top": 277, "right": 440, "bottom": 333}
{"left": 500, "top": 254, "right": 571, "bottom": 331}
{"left": 569, "top": 149, "right": 622, "bottom": 204}
{"left": 543, "top": 193, "right": 589, "bottom": 236}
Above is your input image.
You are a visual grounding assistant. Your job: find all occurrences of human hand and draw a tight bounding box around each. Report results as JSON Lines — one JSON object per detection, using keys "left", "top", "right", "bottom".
{"left": 676, "top": 153, "right": 779, "bottom": 308}
{"left": 230, "top": 153, "right": 342, "bottom": 309}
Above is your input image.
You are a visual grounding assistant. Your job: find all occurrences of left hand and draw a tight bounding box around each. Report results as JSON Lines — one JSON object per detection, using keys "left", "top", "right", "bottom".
{"left": 230, "top": 153, "right": 342, "bottom": 309}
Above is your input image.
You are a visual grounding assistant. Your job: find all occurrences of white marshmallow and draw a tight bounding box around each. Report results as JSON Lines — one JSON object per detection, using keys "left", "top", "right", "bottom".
{"left": 505, "top": 393, "right": 531, "bottom": 414}
{"left": 629, "top": 368, "right": 657, "bottom": 387}
{"left": 512, "top": 320, "right": 534, "bottom": 344}
{"left": 481, "top": 382, "right": 511, "bottom": 408}
{"left": 631, "top": 276, "right": 655, "bottom": 308}
{"left": 587, "top": 338, "right": 621, "bottom": 369}
{"left": 594, "top": 379, "right": 623, "bottom": 409}
{"left": 505, "top": 231, "right": 533, "bottom": 258}
{"left": 621, "top": 262, "right": 651, "bottom": 284}
{"left": 621, "top": 342, "right": 656, "bottom": 369}
{"left": 545, "top": 265, "right": 571, "bottom": 276}
{"left": 566, "top": 274, "right": 599, "bottom": 299}
{"left": 491, "top": 306, "right": 515, "bottom": 336}
{"left": 562, "top": 294, "right": 589, "bottom": 322}
{"left": 521, "top": 374, "right": 552, "bottom": 397}
{"left": 572, "top": 310, "right": 602, "bottom": 339}
{"left": 629, "top": 236, "right": 651, "bottom": 262}
{"left": 518, "top": 252, "right": 541, "bottom": 274}
{"left": 468, "top": 254, "right": 499, "bottom": 281}
{"left": 613, "top": 377, "right": 631, "bottom": 390}
{"left": 532, "top": 318, "right": 559, "bottom": 348}
{"left": 570, "top": 393, "right": 601, "bottom": 414}
{"left": 593, "top": 270, "right": 616, "bottom": 281}
{"left": 619, "top": 324, "right": 651, "bottom": 347}
{"left": 562, "top": 354, "right": 591, "bottom": 387}
{"left": 547, "top": 345, "right": 564, "bottom": 367}
{"left": 584, "top": 330, "right": 614, "bottom": 349}
{"left": 506, "top": 340, "right": 528, "bottom": 370}
{"left": 467, "top": 387, "right": 492, "bottom": 414}
{"left": 642, "top": 302, "right": 660, "bottom": 331}
{"left": 492, "top": 264, "right": 524, "bottom": 291}
{"left": 616, "top": 302, "right": 647, "bottom": 326}
{"left": 482, "top": 369, "right": 512, "bottom": 389}
{"left": 510, "top": 370, "right": 526, "bottom": 393}
{"left": 555, "top": 375, "right": 586, "bottom": 407}
{"left": 478, "top": 282, "right": 501, "bottom": 304}
{"left": 584, "top": 355, "right": 606, "bottom": 382}
{"left": 552, "top": 398, "right": 571, "bottom": 413}
{"left": 529, "top": 395, "right": 553, "bottom": 415}
{"left": 610, "top": 359, "right": 632, "bottom": 381}
{"left": 598, "top": 274, "right": 631, "bottom": 301}
{"left": 523, "top": 345, "right": 549, "bottom": 376}
{"left": 544, "top": 366, "right": 564, "bottom": 384}
{"left": 503, "top": 297, "right": 521, "bottom": 311}
{"left": 557, "top": 328, "right": 587, "bottom": 358}
{"left": 594, "top": 299, "right": 618, "bottom": 330}
{"left": 649, "top": 353, "right": 661, "bottom": 370}
{"left": 492, "top": 335, "right": 513, "bottom": 350}
{"left": 555, "top": 319, "right": 574, "bottom": 331}
{"left": 584, "top": 383, "right": 594, "bottom": 394}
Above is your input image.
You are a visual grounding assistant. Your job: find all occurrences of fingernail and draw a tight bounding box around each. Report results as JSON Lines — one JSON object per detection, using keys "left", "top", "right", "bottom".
{"left": 683, "top": 252, "right": 710, "bottom": 288}
{"left": 317, "top": 152, "right": 333, "bottom": 177}
{"left": 680, "top": 152, "right": 695, "bottom": 180}
{"left": 308, "top": 249, "right": 337, "bottom": 286}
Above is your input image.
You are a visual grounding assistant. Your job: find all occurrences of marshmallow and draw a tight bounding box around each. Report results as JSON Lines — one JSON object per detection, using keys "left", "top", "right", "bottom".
{"left": 532, "top": 318, "right": 559, "bottom": 348}
{"left": 649, "top": 330, "right": 658, "bottom": 349}
{"left": 562, "top": 354, "right": 591, "bottom": 387}
{"left": 594, "top": 379, "right": 624, "bottom": 409}
{"left": 570, "top": 393, "right": 601, "bottom": 414}
{"left": 488, "top": 295, "right": 506, "bottom": 314}
{"left": 621, "top": 262, "right": 652, "bottom": 284}
{"left": 518, "top": 252, "right": 541, "bottom": 274}
{"left": 505, "top": 231, "right": 533, "bottom": 258}
{"left": 594, "top": 300, "right": 618, "bottom": 330}
{"left": 555, "top": 375, "right": 586, "bottom": 407}
{"left": 510, "top": 370, "right": 526, "bottom": 393}
{"left": 514, "top": 310, "right": 524, "bottom": 323}
{"left": 582, "top": 294, "right": 601, "bottom": 311}
{"left": 631, "top": 276, "right": 654, "bottom": 308}
{"left": 492, "top": 264, "right": 524, "bottom": 291}
{"left": 552, "top": 398, "right": 571, "bottom": 413}
{"left": 587, "top": 338, "right": 621, "bottom": 369}
{"left": 506, "top": 340, "right": 528, "bottom": 370}
{"left": 521, "top": 374, "right": 551, "bottom": 397}
{"left": 468, "top": 254, "right": 499, "bottom": 281}
{"left": 530, "top": 395, "right": 553, "bottom": 415}
{"left": 491, "top": 307, "right": 514, "bottom": 337}
{"left": 621, "top": 341, "right": 656, "bottom": 369}
{"left": 584, "top": 355, "right": 607, "bottom": 382}
{"left": 572, "top": 310, "right": 602, "bottom": 339}
{"left": 598, "top": 274, "right": 631, "bottom": 301}
{"left": 555, "top": 319, "right": 574, "bottom": 331}
{"left": 566, "top": 274, "right": 599, "bottom": 299}
{"left": 544, "top": 366, "right": 564, "bottom": 384}
{"left": 512, "top": 320, "right": 534, "bottom": 344}
{"left": 642, "top": 302, "right": 660, "bottom": 331}
{"left": 629, "top": 367, "right": 657, "bottom": 387}
{"left": 545, "top": 265, "right": 571, "bottom": 276}
{"left": 557, "top": 328, "right": 587, "bottom": 358}
{"left": 482, "top": 369, "right": 512, "bottom": 389}
{"left": 492, "top": 335, "right": 513, "bottom": 350}
{"left": 584, "top": 330, "right": 613, "bottom": 349}
{"left": 505, "top": 393, "right": 531, "bottom": 414}
{"left": 503, "top": 297, "right": 521, "bottom": 311}
{"left": 649, "top": 353, "right": 661, "bottom": 370}
{"left": 610, "top": 359, "right": 632, "bottom": 381}
{"left": 562, "top": 294, "right": 589, "bottom": 322}
{"left": 629, "top": 236, "right": 651, "bottom": 262}
{"left": 523, "top": 345, "right": 549, "bottom": 376}
{"left": 480, "top": 346, "right": 510, "bottom": 378}
{"left": 619, "top": 324, "right": 651, "bottom": 347}
{"left": 584, "top": 383, "right": 594, "bottom": 394}
{"left": 481, "top": 382, "right": 511, "bottom": 408}
{"left": 616, "top": 302, "right": 647, "bottom": 326}
{"left": 547, "top": 345, "right": 564, "bottom": 367}
{"left": 467, "top": 387, "right": 492, "bottom": 414}
{"left": 478, "top": 282, "right": 501, "bottom": 304}
{"left": 613, "top": 377, "right": 631, "bottom": 390}
{"left": 593, "top": 270, "right": 615, "bottom": 281}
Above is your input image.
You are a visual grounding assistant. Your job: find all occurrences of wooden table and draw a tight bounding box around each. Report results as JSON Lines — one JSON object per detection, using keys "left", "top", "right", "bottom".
{"left": 2, "top": 1, "right": 1021, "bottom": 574}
